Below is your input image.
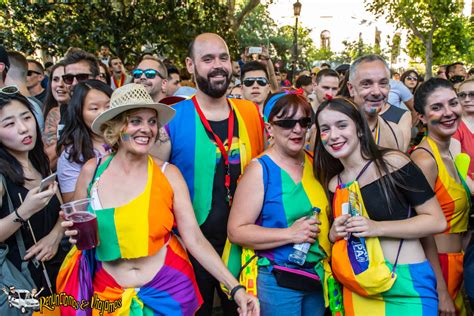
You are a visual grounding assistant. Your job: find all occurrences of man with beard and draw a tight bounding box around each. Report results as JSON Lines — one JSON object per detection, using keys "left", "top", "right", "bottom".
{"left": 133, "top": 56, "right": 167, "bottom": 102}
{"left": 151, "top": 33, "right": 264, "bottom": 316}
{"left": 348, "top": 55, "right": 405, "bottom": 150}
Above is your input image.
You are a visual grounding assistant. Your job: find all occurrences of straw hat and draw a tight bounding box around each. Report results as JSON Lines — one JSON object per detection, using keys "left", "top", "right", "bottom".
{"left": 91, "top": 83, "right": 175, "bottom": 135}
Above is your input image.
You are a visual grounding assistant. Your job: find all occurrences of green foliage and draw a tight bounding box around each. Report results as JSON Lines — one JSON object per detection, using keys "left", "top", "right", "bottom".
{"left": 365, "top": 0, "right": 465, "bottom": 78}
{"left": 0, "top": 0, "right": 237, "bottom": 66}
{"left": 339, "top": 38, "right": 387, "bottom": 62}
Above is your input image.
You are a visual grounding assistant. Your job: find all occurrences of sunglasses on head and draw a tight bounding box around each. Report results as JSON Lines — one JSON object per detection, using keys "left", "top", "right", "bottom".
{"left": 0, "top": 85, "right": 19, "bottom": 95}
{"left": 132, "top": 69, "right": 164, "bottom": 80}
{"left": 62, "top": 73, "right": 93, "bottom": 85}
{"left": 271, "top": 117, "right": 312, "bottom": 129}
{"left": 243, "top": 77, "right": 268, "bottom": 87}
{"left": 406, "top": 76, "right": 417, "bottom": 81}
{"left": 27, "top": 70, "right": 42, "bottom": 76}
{"left": 458, "top": 91, "right": 474, "bottom": 100}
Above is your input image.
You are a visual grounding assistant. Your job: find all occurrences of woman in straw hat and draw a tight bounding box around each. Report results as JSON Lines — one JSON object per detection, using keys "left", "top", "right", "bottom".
{"left": 57, "top": 84, "right": 259, "bottom": 316}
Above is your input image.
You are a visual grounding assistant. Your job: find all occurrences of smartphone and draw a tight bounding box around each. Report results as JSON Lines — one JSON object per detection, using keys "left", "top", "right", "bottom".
{"left": 39, "top": 173, "right": 56, "bottom": 192}
{"left": 248, "top": 47, "right": 262, "bottom": 55}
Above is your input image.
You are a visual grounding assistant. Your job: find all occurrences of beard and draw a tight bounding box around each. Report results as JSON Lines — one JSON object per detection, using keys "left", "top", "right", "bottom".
{"left": 195, "top": 67, "right": 231, "bottom": 98}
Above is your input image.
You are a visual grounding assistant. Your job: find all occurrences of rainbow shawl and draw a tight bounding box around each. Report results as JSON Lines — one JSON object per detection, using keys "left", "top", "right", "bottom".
{"left": 166, "top": 97, "right": 264, "bottom": 225}
{"left": 424, "top": 137, "right": 470, "bottom": 234}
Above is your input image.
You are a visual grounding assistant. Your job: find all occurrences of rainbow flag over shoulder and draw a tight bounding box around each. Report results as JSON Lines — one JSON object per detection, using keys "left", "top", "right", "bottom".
{"left": 166, "top": 97, "right": 264, "bottom": 226}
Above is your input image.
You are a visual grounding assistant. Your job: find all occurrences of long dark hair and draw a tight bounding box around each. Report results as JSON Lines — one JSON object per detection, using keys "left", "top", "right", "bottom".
{"left": 43, "top": 61, "right": 66, "bottom": 118}
{"left": 400, "top": 69, "right": 419, "bottom": 93}
{"left": 313, "top": 97, "right": 403, "bottom": 214}
{"left": 0, "top": 93, "right": 50, "bottom": 184}
{"left": 56, "top": 80, "right": 112, "bottom": 164}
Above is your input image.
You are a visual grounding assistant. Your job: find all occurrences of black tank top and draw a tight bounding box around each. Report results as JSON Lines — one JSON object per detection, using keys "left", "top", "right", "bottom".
{"left": 0, "top": 176, "right": 67, "bottom": 293}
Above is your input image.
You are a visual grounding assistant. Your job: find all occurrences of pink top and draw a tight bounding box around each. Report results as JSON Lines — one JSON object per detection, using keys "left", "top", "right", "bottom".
{"left": 453, "top": 119, "right": 474, "bottom": 177}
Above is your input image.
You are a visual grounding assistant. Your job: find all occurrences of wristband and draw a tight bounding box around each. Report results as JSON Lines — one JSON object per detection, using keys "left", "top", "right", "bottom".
{"left": 230, "top": 285, "right": 246, "bottom": 300}
{"left": 13, "top": 208, "right": 27, "bottom": 225}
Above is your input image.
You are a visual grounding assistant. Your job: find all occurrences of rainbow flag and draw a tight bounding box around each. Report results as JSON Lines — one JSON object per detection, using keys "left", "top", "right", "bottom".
{"left": 166, "top": 97, "right": 264, "bottom": 225}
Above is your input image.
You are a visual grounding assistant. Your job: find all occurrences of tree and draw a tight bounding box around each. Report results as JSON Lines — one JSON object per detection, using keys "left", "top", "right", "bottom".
{"left": 365, "top": 0, "right": 464, "bottom": 78}
{"left": 0, "top": 0, "right": 261, "bottom": 66}
{"left": 339, "top": 36, "right": 387, "bottom": 62}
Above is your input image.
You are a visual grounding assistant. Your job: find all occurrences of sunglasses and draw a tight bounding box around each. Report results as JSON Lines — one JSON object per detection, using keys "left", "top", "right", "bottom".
{"left": 243, "top": 77, "right": 268, "bottom": 87}
{"left": 62, "top": 73, "right": 93, "bottom": 85}
{"left": 99, "top": 73, "right": 108, "bottom": 79}
{"left": 271, "top": 117, "right": 312, "bottom": 129}
{"left": 27, "top": 70, "right": 42, "bottom": 76}
{"left": 405, "top": 76, "right": 418, "bottom": 81}
{"left": 228, "top": 94, "right": 242, "bottom": 99}
{"left": 132, "top": 69, "right": 164, "bottom": 80}
{"left": 458, "top": 91, "right": 474, "bottom": 100}
{"left": 0, "top": 85, "right": 19, "bottom": 95}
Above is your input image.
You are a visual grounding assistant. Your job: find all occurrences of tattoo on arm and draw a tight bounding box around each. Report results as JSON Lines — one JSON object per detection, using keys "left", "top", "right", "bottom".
{"left": 43, "top": 109, "right": 60, "bottom": 146}
{"left": 158, "top": 127, "right": 170, "bottom": 143}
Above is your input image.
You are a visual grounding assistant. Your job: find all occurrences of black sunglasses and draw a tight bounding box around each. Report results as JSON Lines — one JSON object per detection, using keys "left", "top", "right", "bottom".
{"left": 243, "top": 77, "right": 268, "bottom": 87}
{"left": 27, "top": 70, "right": 42, "bottom": 76}
{"left": 458, "top": 91, "right": 474, "bottom": 100}
{"left": 132, "top": 69, "right": 164, "bottom": 80}
{"left": 271, "top": 117, "right": 312, "bottom": 129}
{"left": 62, "top": 73, "right": 93, "bottom": 85}
{"left": 0, "top": 85, "right": 19, "bottom": 95}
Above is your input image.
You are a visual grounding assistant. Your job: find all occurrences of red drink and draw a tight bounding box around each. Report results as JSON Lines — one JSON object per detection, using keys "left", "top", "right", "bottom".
{"left": 68, "top": 212, "right": 99, "bottom": 250}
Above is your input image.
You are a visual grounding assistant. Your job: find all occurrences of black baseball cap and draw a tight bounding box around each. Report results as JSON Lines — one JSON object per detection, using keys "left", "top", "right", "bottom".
{"left": 0, "top": 45, "right": 10, "bottom": 72}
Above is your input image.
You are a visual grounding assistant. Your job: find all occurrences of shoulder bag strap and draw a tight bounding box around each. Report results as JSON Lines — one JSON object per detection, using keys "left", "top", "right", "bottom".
{"left": 0, "top": 174, "right": 34, "bottom": 274}
{"left": 391, "top": 206, "right": 412, "bottom": 277}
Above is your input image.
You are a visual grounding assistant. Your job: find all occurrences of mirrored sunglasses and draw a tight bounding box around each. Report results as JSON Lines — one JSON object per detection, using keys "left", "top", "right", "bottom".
{"left": 132, "top": 68, "right": 164, "bottom": 79}
{"left": 243, "top": 77, "right": 269, "bottom": 87}
{"left": 0, "top": 85, "right": 20, "bottom": 95}
{"left": 62, "top": 73, "right": 93, "bottom": 85}
{"left": 271, "top": 117, "right": 312, "bottom": 129}
{"left": 458, "top": 91, "right": 474, "bottom": 100}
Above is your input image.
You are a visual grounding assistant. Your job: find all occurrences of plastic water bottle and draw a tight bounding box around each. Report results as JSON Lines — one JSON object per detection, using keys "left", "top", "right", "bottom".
{"left": 288, "top": 207, "right": 321, "bottom": 266}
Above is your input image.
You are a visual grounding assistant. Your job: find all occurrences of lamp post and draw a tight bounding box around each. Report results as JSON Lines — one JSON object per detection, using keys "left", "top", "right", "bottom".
{"left": 291, "top": 0, "right": 302, "bottom": 84}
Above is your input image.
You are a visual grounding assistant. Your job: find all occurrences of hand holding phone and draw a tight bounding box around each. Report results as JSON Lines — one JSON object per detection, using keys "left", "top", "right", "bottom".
{"left": 39, "top": 173, "right": 57, "bottom": 192}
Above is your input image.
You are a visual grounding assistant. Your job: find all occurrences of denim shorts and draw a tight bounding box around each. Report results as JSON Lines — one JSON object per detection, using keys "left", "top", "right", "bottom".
{"left": 257, "top": 266, "right": 325, "bottom": 316}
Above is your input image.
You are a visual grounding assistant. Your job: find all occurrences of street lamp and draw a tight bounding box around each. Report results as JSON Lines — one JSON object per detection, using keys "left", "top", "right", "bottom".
{"left": 292, "top": 0, "right": 302, "bottom": 83}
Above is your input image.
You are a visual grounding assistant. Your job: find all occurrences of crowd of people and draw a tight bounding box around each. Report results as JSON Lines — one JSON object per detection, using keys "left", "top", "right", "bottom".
{"left": 0, "top": 31, "right": 473, "bottom": 316}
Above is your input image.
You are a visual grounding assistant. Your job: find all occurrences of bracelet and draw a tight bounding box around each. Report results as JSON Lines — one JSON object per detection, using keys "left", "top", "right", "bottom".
{"left": 230, "top": 285, "right": 246, "bottom": 300}
{"left": 13, "top": 208, "right": 27, "bottom": 225}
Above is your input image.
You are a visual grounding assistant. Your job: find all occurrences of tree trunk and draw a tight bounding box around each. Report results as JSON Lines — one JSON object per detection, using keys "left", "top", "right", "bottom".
{"left": 425, "top": 39, "right": 433, "bottom": 79}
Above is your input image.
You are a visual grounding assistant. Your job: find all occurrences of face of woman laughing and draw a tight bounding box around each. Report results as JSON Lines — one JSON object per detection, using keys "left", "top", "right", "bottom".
{"left": 421, "top": 87, "right": 462, "bottom": 140}
{"left": 317, "top": 108, "right": 360, "bottom": 160}
{"left": 120, "top": 108, "right": 159, "bottom": 155}
{"left": 0, "top": 100, "right": 37, "bottom": 156}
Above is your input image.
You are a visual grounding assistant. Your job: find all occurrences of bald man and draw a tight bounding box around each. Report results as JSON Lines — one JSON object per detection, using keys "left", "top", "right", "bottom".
{"left": 151, "top": 33, "right": 264, "bottom": 315}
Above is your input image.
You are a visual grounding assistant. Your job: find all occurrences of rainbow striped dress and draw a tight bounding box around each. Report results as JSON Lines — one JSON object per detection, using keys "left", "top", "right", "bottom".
{"left": 56, "top": 155, "right": 202, "bottom": 315}
{"left": 255, "top": 153, "right": 332, "bottom": 304}
{"left": 165, "top": 97, "right": 264, "bottom": 225}
{"left": 424, "top": 137, "right": 470, "bottom": 315}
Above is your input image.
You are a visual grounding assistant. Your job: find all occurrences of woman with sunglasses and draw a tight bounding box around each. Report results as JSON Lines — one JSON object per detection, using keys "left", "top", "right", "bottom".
{"left": 314, "top": 96, "right": 446, "bottom": 315}
{"left": 400, "top": 70, "right": 419, "bottom": 94}
{"left": 42, "top": 61, "right": 70, "bottom": 170}
{"left": 0, "top": 92, "right": 67, "bottom": 298}
{"left": 56, "top": 80, "right": 112, "bottom": 202}
{"left": 228, "top": 92, "right": 331, "bottom": 316}
{"left": 411, "top": 78, "right": 474, "bottom": 316}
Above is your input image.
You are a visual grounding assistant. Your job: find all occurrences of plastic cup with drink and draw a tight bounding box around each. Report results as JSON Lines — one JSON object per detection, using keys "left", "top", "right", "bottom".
{"left": 61, "top": 198, "right": 99, "bottom": 250}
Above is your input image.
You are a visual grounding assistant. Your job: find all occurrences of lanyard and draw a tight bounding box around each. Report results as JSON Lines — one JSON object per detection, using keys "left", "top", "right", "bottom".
{"left": 113, "top": 73, "right": 125, "bottom": 88}
{"left": 372, "top": 118, "right": 380, "bottom": 145}
{"left": 192, "top": 96, "right": 235, "bottom": 206}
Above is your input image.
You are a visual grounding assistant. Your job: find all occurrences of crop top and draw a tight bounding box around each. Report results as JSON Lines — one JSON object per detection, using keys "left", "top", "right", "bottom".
{"left": 88, "top": 155, "right": 174, "bottom": 261}
{"left": 329, "top": 161, "right": 435, "bottom": 221}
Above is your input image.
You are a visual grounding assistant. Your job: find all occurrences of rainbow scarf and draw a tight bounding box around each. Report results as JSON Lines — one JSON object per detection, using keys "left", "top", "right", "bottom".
{"left": 438, "top": 253, "right": 466, "bottom": 315}
{"left": 424, "top": 137, "right": 470, "bottom": 234}
{"left": 90, "top": 155, "right": 175, "bottom": 262}
{"left": 166, "top": 97, "right": 264, "bottom": 225}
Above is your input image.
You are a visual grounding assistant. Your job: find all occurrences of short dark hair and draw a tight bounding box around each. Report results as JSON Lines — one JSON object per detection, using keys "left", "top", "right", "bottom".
{"left": 167, "top": 65, "right": 180, "bottom": 79}
{"left": 414, "top": 78, "right": 454, "bottom": 114}
{"left": 446, "top": 62, "right": 464, "bottom": 78}
{"left": 44, "top": 61, "right": 54, "bottom": 69}
{"left": 321, "top": 62, "right": 331, "bottom": 69}
{"left": 295, "top": 75, "right": 312, "bottom": 88}
{"left": 27, "top": 59, "right": 44, "bottom": 73}
{"left": 315, "top": 68, "right": 339, "bottom": 84}
{"left": 109, "top": 56, "right": 121, "bottom": 64}
{"left": 241, "top": 61, "right": 268, "bottom": 80}
{"left": 400, "top": 69, "right": 419, "bottom": 83}
{"left": 63, "top": 50, "right": 100, "bottom": 77}
{"left": 139, "top": 56, "right": 168, "bottom": 78}
{"left": 265, "top": 93, "right": 312, "bottom": 122}
{"left": 468, "top": 68, "right": 474, "bottom": 76}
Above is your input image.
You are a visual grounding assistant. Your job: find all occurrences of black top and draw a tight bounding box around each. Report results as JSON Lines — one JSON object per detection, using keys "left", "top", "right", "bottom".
{"left": 0, "top": 176, "right": 68, "bottom": 293}
{"left": 199, "top": 116, "right": 241, "bottom": 253}
{"left": 381, "top": 105, "right": 407, "bottom": 124}
{"left": 330, "top": 162, "right": 435, "bottom": 221}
